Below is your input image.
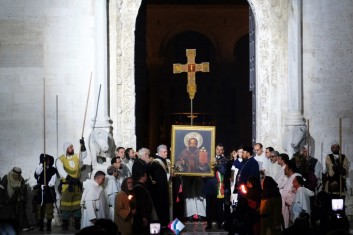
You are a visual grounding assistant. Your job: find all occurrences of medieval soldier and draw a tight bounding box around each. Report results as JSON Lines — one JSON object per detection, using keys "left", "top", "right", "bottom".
{"left": 56, "top": 139, "right": 87, "bottom": 230}
{"left": 34, "top": 154, "right": 57, "bottom": 231}
{"left": 0, "top": 167, "right": 33, "bottom": 231}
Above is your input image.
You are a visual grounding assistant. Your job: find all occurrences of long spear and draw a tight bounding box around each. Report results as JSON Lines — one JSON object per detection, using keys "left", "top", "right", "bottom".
{"left": 81, "top": 72, "right": 93, "bottom": 140}
{"left": 43, "top": 78, "right": 47, "bottom": 186}
{"left": 339, "top": 118, "right": 342, "bottom": 197}
{"left": 76, "top": 73, "right": 93, "bottom": 177}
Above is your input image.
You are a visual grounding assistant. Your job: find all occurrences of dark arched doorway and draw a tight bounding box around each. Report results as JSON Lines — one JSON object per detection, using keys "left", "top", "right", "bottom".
{"left": 136, "top": 2, "right": 252, "bottom": 155}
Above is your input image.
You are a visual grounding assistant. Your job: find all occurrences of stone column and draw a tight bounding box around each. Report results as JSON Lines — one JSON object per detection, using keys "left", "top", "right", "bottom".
{"left": 286, "top": 0, "right": 305, "bottom": 126}
{"left": 84, "top": 0, "right": 116, "bottom": 177}
{"left": 283, "top": 0, "right": 307, "bottom": 157}
{"left": 92, "top": 0, "right": 111, "bottom": 129}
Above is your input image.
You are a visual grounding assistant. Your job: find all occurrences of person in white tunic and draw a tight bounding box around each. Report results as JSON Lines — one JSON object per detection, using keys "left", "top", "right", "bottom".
{"left": 279, "top": 160, "right": 301, "bottom": 228}
{"left": 81, "top": 170, "right": 108, "bottom": 229}
{"left": 290, "top": 175, "right": 314, "bottom": 224}
{"left": 275, "top": 153, "right": 289, "bottom": 190}
{"left": 267, "top": 151, "right": 283, "bottom": 180}
{"left": 253, "top": 143, "right": 271, "bottom": 175}
{"left": 104, "top": 165, "right": 121, "bottom": 221}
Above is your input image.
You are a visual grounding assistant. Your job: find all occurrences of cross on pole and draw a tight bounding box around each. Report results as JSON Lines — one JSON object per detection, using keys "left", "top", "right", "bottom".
{"left": 173, "top": 49, "right": 210, "bottom": 126}
{"left": 173, "top": 49, "right": 210, "bottom": 100}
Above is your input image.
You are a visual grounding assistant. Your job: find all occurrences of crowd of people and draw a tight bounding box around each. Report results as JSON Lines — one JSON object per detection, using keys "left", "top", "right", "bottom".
{"left": 0, "top": 139, "right": 351, "bottom": 235}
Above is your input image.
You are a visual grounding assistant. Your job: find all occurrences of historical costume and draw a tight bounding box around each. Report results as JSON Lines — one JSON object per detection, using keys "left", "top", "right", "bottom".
{"left": 324, "top": 142, "right": 349, "bottom": 196}
{"left": 56, "top": 140, "right": 87, "bottom": 230}
{"left": 115, "top": 178, "right": 135, "bottom": 235}
{"left": 34, "top": 154, "right": 57, "bottom": 231}
{"left": 0, "top": 167, "right": 33, "bottom": 231}
{"left": 80, "top": 175, "right": 108, "bottom": 229}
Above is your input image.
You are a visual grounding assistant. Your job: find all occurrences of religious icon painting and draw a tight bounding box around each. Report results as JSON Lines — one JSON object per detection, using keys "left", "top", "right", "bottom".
{"left": 171, "top": 125, "right": 215, "bottom": 176}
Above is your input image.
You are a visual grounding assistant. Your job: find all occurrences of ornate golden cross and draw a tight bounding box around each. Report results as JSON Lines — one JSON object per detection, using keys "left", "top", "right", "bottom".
{"left": 173, "top": 49, "right": 210, "bottom": 100}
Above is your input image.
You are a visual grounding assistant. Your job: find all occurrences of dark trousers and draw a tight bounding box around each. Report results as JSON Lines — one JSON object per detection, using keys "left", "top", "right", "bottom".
{"left": 206, "top": 195, "right": 224, "bottom": 228}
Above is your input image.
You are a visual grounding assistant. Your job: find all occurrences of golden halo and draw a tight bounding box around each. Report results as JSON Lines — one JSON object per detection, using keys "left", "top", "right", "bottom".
{"left": 183, "top": 132, "right": 203, "bottom": 148}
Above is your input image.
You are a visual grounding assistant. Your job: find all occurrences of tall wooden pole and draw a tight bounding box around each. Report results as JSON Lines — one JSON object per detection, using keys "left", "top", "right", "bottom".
{"left": 56, "top": 95, "right": 59, "bottom": 158}
{"left": 81, "top": 72, "right": 93, "bottom": 139}
{"left": 339, "top": 118, "right": 342, "bottom": 197}
{"left": 307, "top": 119, "right": 310, "bottom": 156}
{"left": 76, "top": 73, "right": 92, "bottom": 177}
{"left": 43, "top": 78, "right": 47, "bottom": 186}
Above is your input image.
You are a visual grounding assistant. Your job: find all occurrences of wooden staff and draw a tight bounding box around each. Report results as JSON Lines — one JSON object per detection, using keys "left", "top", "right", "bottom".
{"left": 56, "top": 95, "right": 59, "bottom": 159}
{"left": 43, "top": 78, "right": 47, "bottom": 186}
{"left": 76, "top": 73, "right": 92, "bottom": 177}
{"left": 307, "top": 119, "right": 310, "bottom": 156}
{"left": 339, "top": 118, "right": 342, "bottom": 197}
{"left": 81, "top": 72, "right": 93, "bottom": 139}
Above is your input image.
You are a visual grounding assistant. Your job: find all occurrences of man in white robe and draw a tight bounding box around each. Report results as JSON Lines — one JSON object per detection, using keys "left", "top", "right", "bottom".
{"left": 279, "top": 161, "right": 301, "bottom": 228}
{"left": 104, "top": 165, "right": 120, "bottom": 221}
{"left": 275, "top": 153, "right": 289, "bottom": 190}
{"left": 290, "top": 175, "right": 314, "bottom": 223}
{"left": 81, "top": 171, "right": 108, "bottom": 229}
{"left": 254, "top": 143, "right": 271, "bottom": 175}
{"left": 267, "top": 151, "right": 282, "bottom": 180}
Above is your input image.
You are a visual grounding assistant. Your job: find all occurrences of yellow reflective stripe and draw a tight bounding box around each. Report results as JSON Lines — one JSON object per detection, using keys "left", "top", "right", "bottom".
{"left": 61, "top": 200, "right": 81, "bottom": 206}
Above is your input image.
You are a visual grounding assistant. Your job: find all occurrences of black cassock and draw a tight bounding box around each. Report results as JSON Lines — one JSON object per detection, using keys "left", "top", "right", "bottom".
{"left": 149, "top": 156, "right": 170, "bottom": 227}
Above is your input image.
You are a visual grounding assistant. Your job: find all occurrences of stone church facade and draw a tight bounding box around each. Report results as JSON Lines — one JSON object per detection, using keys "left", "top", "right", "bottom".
{"left": 0, "top": 0, "right": 353, "bottom": 184}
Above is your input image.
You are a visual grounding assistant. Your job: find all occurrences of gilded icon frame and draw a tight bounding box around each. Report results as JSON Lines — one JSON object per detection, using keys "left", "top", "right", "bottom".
{"left": 171, "top": 125, "right": 216, "bottom": 176}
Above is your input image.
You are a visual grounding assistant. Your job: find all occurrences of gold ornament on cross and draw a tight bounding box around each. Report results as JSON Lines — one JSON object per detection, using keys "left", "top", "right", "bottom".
{"left": 173, "top": 49, "right": 210, "bottom": 100}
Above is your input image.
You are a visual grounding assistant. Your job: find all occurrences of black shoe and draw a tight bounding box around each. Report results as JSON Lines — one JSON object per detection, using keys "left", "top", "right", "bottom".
{"left": 205, "top": 225, "right": 212, "bottom": 230}
{"left": 188, "top": 216, "right": 193, "bottom": 223}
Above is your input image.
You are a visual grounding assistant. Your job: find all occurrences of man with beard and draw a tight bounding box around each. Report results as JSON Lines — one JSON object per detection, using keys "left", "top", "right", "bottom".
{"left": 0, "top": 167, "right": 33, "bottom": 231}
{"left": 34, "top": 154, "right": 57, "bottom": 232}
{"left": 150, "top": 145, "right": 170, "bottom": 229}
{"left": 56, "top": 139, "right": 87, "bottom": 230}
{"left": 235, "top": 146, "right": 260, "bottom": 199}
{"left": 176, "top": 136, "right": 206, "bottom": 222}
{"left": 324, "top": 141, "right": 349, "bottom": 197}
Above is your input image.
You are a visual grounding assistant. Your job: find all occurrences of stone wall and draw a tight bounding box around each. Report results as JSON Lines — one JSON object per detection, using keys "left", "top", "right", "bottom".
{"left": 302, "top": 0, "right": 353, "bottom": 165}
{"left": 1, "top": 0, "right": 353, "bottom": 185}
{"left": 0, "top": 0, "right": 96, "bottom": 184}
